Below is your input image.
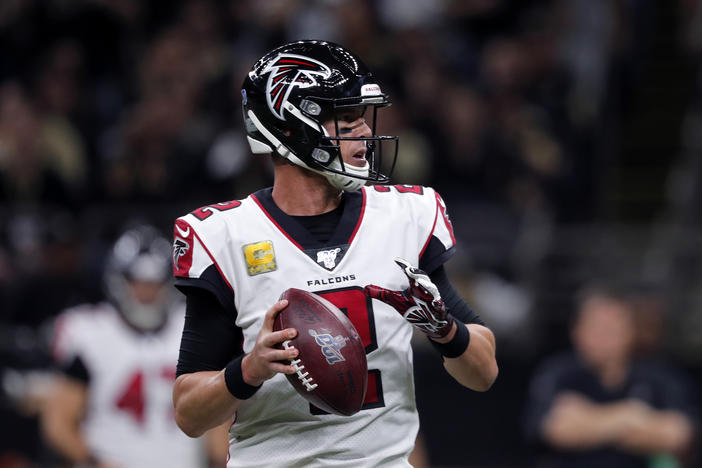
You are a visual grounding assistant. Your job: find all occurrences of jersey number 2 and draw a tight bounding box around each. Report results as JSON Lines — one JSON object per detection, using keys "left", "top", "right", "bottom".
{"left": 315, "top": 287, "right": 384, "bottom": 413}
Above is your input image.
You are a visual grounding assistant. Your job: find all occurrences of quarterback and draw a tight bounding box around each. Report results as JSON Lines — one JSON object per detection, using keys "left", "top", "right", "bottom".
{"left": 172, "top": 40, "right": 498, "bottom": 467}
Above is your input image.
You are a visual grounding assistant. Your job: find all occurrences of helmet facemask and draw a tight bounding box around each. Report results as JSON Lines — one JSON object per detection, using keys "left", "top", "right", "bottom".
{"left": 306, "top": 97, "right": 399, "bottom": 191}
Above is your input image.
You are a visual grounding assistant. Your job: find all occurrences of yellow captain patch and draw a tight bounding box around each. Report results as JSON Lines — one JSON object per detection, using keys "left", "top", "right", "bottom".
{"left": 242, "top": 240, "right": 277, "bottom": 276}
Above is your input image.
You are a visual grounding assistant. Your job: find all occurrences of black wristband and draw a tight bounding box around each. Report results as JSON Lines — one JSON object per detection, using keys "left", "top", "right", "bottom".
{"left": 224, "top": 354, "right": 262, "bottom": 400}
{"left": 430, "top": 317, "right": 470, "bottom": 358}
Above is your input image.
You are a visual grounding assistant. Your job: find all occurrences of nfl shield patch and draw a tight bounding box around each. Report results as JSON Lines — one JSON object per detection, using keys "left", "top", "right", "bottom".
{"left": 304, "top": 244, "right": 349, "bottom": 271}
{"left": 243, "top": 240, "right": 277, "bottom": 276}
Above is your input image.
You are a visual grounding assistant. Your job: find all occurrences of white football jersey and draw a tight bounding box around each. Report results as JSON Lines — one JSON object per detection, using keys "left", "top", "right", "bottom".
{"left": 173, "top": 185, "right": 456, "bottom": 468}
{"left": 52, "top": 302, "right": 204, "bottom": 468}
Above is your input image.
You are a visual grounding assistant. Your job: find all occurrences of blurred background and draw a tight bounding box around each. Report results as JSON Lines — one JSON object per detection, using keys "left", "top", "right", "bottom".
{"left": 1, "top": 0, "right": 701, "bottom": 466}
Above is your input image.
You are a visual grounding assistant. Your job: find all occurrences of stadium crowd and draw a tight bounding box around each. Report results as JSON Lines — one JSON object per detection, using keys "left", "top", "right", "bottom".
{"left": 0, "top": 0, "right": 700, "bottom": 466}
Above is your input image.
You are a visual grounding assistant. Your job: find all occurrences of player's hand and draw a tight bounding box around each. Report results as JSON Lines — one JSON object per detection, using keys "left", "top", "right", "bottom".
{"left": 241, "top": 300, "right": 299, "bottom": 386}
{"left": 364, "top": 258, "right": 454, "bottom": 339}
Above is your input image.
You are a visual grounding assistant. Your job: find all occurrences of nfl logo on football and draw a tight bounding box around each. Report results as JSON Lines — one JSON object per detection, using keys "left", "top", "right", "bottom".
{"left": 309, "top": 329, "right": 348, "bottom": 364}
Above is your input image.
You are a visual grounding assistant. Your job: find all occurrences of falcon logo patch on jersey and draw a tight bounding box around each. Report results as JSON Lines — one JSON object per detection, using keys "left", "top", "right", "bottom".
{"left": 262, "top": 54, "right": 332, "bottom": 120}
{"left": 242, "top": 240, "right": 277, "bottom": 276}
{"left": 309, "top": 329, "right": 348, "bottom": 364}
{"left": 172, "top": 220, "right": 194, "bottom": 277}
{"left": 173, "top": 238, "right": 190, "bottom": 267}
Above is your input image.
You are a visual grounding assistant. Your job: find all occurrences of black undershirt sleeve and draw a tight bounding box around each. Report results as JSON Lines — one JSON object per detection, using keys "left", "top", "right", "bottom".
{"left": 174, "top": 264, "right": 235, "bottom": 316}
{"left": 419, "top": 236, "right": 456, "bottom": 276}
{"left": 63, "top": 355, "right": 90, "bottom": 384}
{"left": 430, "top": 266, "right": 485, "bottom": 326}
{"left": 176, "top": 287, "right": 243, "bottom": 377}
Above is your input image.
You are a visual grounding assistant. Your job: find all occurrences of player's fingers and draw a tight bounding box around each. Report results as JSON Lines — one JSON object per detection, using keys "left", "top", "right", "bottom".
{"left": 364, "top": 285, "right": 411, "bottom": 310}
{"left": 262, "top": 328, "right": 297, "bottom": 347}
{"left": 394, "top": 258, "right": 429, "bottom": 283}
{"left": 269, "top": 361, "right": 297, "bottom": 375}
{"left": 363, "top": 284, "right": 407, "bottom": 307}
{"left": 267, "top": 346, "right": 298, "bottom": 362}
{"left": 261, "top": 299, "right": 288, "bottom": 332}
{"left": 364, "top": 284, "right": 388, "bottom": 300}
{"left": 364, "top": 284, "right": 397, "bottom": 303}
{"left": 394, "top": 257, "right": 412, "bottom": 271}
{"left": 394, "top": 258, "right": 417, "bottom": 280}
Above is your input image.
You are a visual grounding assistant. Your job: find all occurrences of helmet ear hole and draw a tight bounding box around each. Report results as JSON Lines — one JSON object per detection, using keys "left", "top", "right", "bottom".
{"left": 300, "top": 99, "right": 322, "bottom": 116}
{"left": 311, "top": 148, "right": 332, "bottom": 165}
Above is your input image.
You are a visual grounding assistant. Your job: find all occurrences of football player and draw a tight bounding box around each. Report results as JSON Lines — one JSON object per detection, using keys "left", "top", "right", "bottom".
{"left": 172, "top": 40, "right": 498, "bottom": 467}
{"left": 43, "top": 224, "right": 227, "bottom": 468}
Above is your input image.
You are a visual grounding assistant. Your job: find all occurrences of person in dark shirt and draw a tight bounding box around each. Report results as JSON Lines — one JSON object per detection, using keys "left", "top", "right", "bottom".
{"left": 524, "top": 284, "right": 697, "bottom": 468}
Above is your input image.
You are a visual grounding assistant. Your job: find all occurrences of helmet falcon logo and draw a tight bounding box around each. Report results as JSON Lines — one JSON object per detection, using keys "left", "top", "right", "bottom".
{"left": 262, "top": 54, "right": 332, "bottom": 120}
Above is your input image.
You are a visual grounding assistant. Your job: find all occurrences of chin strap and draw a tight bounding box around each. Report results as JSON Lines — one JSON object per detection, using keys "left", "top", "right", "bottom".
{"left": 247, "top": 108, "right": 370, "bottom": 191}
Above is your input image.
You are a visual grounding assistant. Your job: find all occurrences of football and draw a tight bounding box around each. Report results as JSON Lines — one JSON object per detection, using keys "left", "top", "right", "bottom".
{"left": 274, "top": 288, "right": 368, "bottom": 416}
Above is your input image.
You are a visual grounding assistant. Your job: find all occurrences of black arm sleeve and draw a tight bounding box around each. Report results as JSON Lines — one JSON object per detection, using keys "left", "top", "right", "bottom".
{"left": 174, "top": 264, "right": 235, "bottom": 316}
{"left": 62, "top": 355, "right": 90, "bottom": 384}
{"left": 429, "top": 265, "right": 485, "bottom": 326}
{"left": 419, "top": 236, "right": 456, "bottom": 275}
{"left": 176, "top": 287, "right": 244, "bottom": 377}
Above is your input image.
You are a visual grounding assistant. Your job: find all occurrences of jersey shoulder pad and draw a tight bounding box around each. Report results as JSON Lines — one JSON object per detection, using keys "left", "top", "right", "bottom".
{"left": 181, "top": 199, "right": 245, "bottom": 224}
{"left": 365, "top": 185, "right": 456, "bottom": 247}
{"left": 51, "top": 303, "right": 112, "bottom": 362}
{"left": 366, "top": 184, "right": 433, "bottom": 213}
{"left": 172, "top": 198, "right": 247, "bottom": 279}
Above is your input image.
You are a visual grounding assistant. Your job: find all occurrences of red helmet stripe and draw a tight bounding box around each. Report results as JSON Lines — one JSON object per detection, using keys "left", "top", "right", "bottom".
{"left": 270, "top": 82, "right": 283, "bottom": 98}
{"left": 275, "top": 91, "right": 285, "bottom": 110}
{"left": 278, "top": 59, "right": 317, "bottom": 67}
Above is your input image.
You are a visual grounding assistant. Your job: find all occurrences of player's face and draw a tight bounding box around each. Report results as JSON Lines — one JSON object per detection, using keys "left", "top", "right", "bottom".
{"left": 128, "top": 279, "right": 168, "bottom": 305}
{"left": 572, "top": 297, "right": 635, "bottom": 368}
{"left": 323, "top": 106, "right": 371, "bottom": 168}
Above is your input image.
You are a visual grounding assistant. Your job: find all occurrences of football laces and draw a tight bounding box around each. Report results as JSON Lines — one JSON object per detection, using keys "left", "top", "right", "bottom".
{"left": 283, "top": 340, "right": 318, "bottom": 391}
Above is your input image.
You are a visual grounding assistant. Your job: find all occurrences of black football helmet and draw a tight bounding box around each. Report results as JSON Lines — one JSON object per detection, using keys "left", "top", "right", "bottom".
{"left": 104, "top": 224, "right": 174, "bottom": 331}
{"left": 241, "top": 40, "right": 398, "bottom": 191}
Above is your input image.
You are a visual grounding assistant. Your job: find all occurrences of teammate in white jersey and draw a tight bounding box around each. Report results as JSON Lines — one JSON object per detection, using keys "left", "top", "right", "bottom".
{"left": 43, "top": 225, "right": 227, "bottom": 468}
{"left": 172, "top": 40, "right": 498, "bottom": 468}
